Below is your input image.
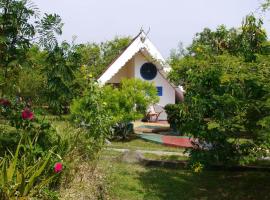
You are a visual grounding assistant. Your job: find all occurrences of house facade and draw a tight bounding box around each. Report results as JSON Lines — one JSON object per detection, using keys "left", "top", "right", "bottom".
{"left": 98, "top": 31, "right": 184, "bottom": 120}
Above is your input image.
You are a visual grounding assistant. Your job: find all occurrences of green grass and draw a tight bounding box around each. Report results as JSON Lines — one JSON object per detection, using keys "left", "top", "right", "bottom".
{"left": 101, "top": 150, "right": 270, "bottom": 200}
{"left": 48, "top": 118, "right": 270, "bottom": 200}
{"left": 110, "top": 137, "right": 186, "bottom": 153}
{"left": 143, "top": 153, "right": 188, "bottom": 161}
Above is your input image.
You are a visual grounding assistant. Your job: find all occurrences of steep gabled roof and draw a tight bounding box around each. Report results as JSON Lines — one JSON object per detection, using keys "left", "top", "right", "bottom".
{"left": 98, "top": 31, "right": 171, "bottom": 84}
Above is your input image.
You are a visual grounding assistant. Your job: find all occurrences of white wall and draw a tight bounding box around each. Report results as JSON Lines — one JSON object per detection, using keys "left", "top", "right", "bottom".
{"left": 134, "top": 53, "right": 175, "bottom": 120}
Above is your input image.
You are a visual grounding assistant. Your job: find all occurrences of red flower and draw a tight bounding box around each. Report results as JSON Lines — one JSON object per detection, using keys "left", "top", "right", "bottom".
{"left": 21, "top": 108, "right": 34, "bottom": 120}
{"left": 0, "top": 98, "right": 11, "bottom": 107}
{"left": 54, "top": 162, "right": 63, "bottom": 173}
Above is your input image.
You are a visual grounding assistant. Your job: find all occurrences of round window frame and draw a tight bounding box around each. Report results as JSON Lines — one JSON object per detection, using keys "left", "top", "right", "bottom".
{"left": 140, "top": 62, "right": 157, "bottom": 80}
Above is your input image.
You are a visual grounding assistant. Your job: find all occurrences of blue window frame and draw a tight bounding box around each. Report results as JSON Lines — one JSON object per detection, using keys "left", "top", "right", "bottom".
{"left": 157, "top": 86, "right": 163, "bottom": 96}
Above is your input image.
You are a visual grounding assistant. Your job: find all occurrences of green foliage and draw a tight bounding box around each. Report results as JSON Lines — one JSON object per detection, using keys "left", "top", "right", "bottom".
{"left": 187, "top": 15, "right": 267, "bottom": 62}
{"left": 164, "top": 104, "right": 183, "bottom": 134}
{"left": 262, "top": 0, "right": 270, "bottom": 11}
{"left": 104, "top": 79, "right": 159, "bottom": 122}
{"left": 0, "top": 0, "right": 63, "bottom": 97}
{"left": 16, "top": 46, "right": 47, "bottom": 104}
{"left": 71, "top": 78, "right": 158, "bottom": 145}
{"left": 70, "top": 78, "right": 112, "bottom": 156}
{"left": 44, "top": 42, "right": 82, "bottom": 114}
{"left": 170, "top": 54, "right": 270, "bottom": 166}
{"left": 0, "top": 99, "right": 65, "bottom": 199}
{"left": 36, "top": 13, "right": 63, "bottom": 50}
{"left": 0, "top": 99, "right": 64, "bottom": 156}
{"left": 240, "top": 15, "right": 267, "bottom": 61}
{"left": 0, "top": 140, "right": 58, "bottom": 199}
{"left": 1, "top": 0, "right": 131, "bottom": 112}
{"left": 75, "top": 36, "right": 131, "bottom": 78}
{"left": 169, "top": 15, "right": 270, "bottom": 167}
{"left": 103, "top": 78, "right": 159, "bottom": 138}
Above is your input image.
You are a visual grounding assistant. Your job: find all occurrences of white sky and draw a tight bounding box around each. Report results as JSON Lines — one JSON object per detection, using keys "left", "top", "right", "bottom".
{"left": 32, "top": 0, "right": 269, "bottom": 58}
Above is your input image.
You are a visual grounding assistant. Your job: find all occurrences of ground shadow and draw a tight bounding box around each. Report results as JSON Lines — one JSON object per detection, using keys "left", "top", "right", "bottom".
{"left": 138, "top": 167, "right": 270, "bottom": 200}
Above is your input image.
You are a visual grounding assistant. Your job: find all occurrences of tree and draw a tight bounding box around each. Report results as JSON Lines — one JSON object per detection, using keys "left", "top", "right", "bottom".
{"left": 75, "top": 36, "right": 131, "bottom": 78}
{"left": 44, "top": 42, "right": 81, "bottom": 114}
{"left": 239, "top": 15, "right": 267, "bottom": 61}
{"left": 0, "top": 0, "right": 63, "bottom": 96}
{"left": 168, "top": 15, "right": 270, "bottom": 167}
{"left": 262, "top": 0, "right": 270, "bottom": 11}
{"left": 186, "top": 15, "right": 267, "bottom": 62}
{"left": 16, "top": 46, "right": 47, "bottom": 104}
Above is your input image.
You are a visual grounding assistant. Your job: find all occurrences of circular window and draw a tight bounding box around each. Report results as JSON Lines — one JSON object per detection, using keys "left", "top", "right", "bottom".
{"left": 140, "top": 63, "right": 157, "bottom": 80}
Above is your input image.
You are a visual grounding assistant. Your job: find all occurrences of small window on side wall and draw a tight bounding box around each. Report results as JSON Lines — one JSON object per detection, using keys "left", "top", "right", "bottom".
{"left": 157, "top": 86, "right": 163, "bottom": 96}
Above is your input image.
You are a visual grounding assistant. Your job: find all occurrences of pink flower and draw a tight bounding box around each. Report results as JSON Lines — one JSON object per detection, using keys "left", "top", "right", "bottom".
{"left": 21, "top": 108, "right": 34, "bottom": 120}
{"left": 54, "top": 162, "right": 63, "bottom": 173}
{"left": 0, "top": 98, "right": 11, "bottom": 107}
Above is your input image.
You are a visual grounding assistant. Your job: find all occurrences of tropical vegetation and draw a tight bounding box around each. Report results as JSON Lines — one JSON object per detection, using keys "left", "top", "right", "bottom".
{"left": 1, "top": 0, "right": 270, "bottom": 199}
{"left": 167, "top": 15, "right": 270, "bottom": 167}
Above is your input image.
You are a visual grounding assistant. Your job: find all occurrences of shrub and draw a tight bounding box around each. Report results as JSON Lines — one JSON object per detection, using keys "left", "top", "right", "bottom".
{"left": 0, "top": 99, "right": 64, "bottom": 157}
{"left": 103, "top": 78, "right": 159, "bottom": 139}
{"left": 70, "top": 78, "right": 159, "bottom": 146}
{"left": 0, "top": 98, "right": 65, "bottom": 198}
{"left": 169, "top": 54, "right": 270, "bottom": 166}
{"left": 70, "top": 79, "right": 112, "bottom": 157}
{"left": 164, "top": 104, "right": 182, "bottom": 134}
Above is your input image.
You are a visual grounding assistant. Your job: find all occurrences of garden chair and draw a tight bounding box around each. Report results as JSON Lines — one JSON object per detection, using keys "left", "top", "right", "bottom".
{"left": 146, "top": 104, "right": 164, "bottom": 122}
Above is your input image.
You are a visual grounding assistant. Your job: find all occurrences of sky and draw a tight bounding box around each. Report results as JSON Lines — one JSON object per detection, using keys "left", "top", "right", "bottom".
{"left": 32, "top": 0, "right": 269, "bottom": 58}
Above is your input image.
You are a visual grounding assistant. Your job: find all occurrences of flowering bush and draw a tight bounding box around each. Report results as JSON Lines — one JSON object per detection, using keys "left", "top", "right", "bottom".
{"left": 0, "top": 98, "right": 65, "bottom": 198}
{"left": 21, "top": 108, "right": 34, "bottom": 120}
{"left": 0, "top": 98, "right": 62, "bottom": 155}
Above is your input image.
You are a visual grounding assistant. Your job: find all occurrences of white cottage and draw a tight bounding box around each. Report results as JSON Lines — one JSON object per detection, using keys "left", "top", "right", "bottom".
{"left": 98, "top": 31, "right": 184, "bottom": 120}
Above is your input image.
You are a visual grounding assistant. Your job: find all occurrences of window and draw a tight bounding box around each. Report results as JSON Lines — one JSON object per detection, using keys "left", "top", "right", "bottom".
{"left": 157, "top": 86, "right": 163, "bottom": 96}
{"left": 140, "top": 62, "right": 157, "bottom": 80}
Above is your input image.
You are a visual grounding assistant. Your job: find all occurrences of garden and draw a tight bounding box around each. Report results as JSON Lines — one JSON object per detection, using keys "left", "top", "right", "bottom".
{"left": 1, "top": 0, "right": 270, "bottom": 199}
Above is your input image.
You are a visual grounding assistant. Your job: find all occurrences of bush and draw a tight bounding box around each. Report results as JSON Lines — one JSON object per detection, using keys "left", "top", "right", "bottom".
{"left": 102, "top": 78, "right": 159, "bottom": 139}
{"left": 0, "top": 99, "right": 64, "bottom": 157}
{"left": 0, "top": 98, "right": 65, "bottom": 198}
{"left": 164, "top": 104, "right": 182, "bottom": 134}
{"left": 71, "top": 78, "right": 159, "bottom": 143}
{"left": 112, "top": 122, "right": 134, "bottom": 140}
{"left": 169, "top": 55, "right": 270, "bottom": 167}
{"left": 70, "top": 79, "right": 112, "bottom": 157}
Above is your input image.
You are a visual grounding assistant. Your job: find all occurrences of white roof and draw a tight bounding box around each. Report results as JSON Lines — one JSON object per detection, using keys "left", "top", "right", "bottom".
{"left": 98, "top": 31, "right": 171, "bottom": 84}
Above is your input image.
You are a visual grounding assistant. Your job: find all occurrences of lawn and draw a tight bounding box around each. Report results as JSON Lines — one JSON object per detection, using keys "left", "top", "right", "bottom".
{"left": 101, "top": 150, "right": 270, "bottom": 200}
{"left": 51, "top": 118, "right": 270, "bottom": 200}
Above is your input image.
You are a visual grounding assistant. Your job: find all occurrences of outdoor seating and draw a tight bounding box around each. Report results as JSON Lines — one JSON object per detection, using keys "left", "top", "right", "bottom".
{"left": 146, "top": 104, "right": 164, "bottom": 122}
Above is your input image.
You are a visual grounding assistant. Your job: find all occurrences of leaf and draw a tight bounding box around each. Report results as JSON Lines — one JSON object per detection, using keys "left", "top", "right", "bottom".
{"left": 31, "top": 174, "right": 57, "bottom": 196}
{"left": 207, "top": 121, "right": 220, "bottom": 130}
{"left": 23, "top": 151, "right": 52, "bottom": 196}
{"left": 7, "top": 139, "right": 21, "bottom": 182}
{"left": 1, "top": 158, "right": 8, "bottom": 186}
